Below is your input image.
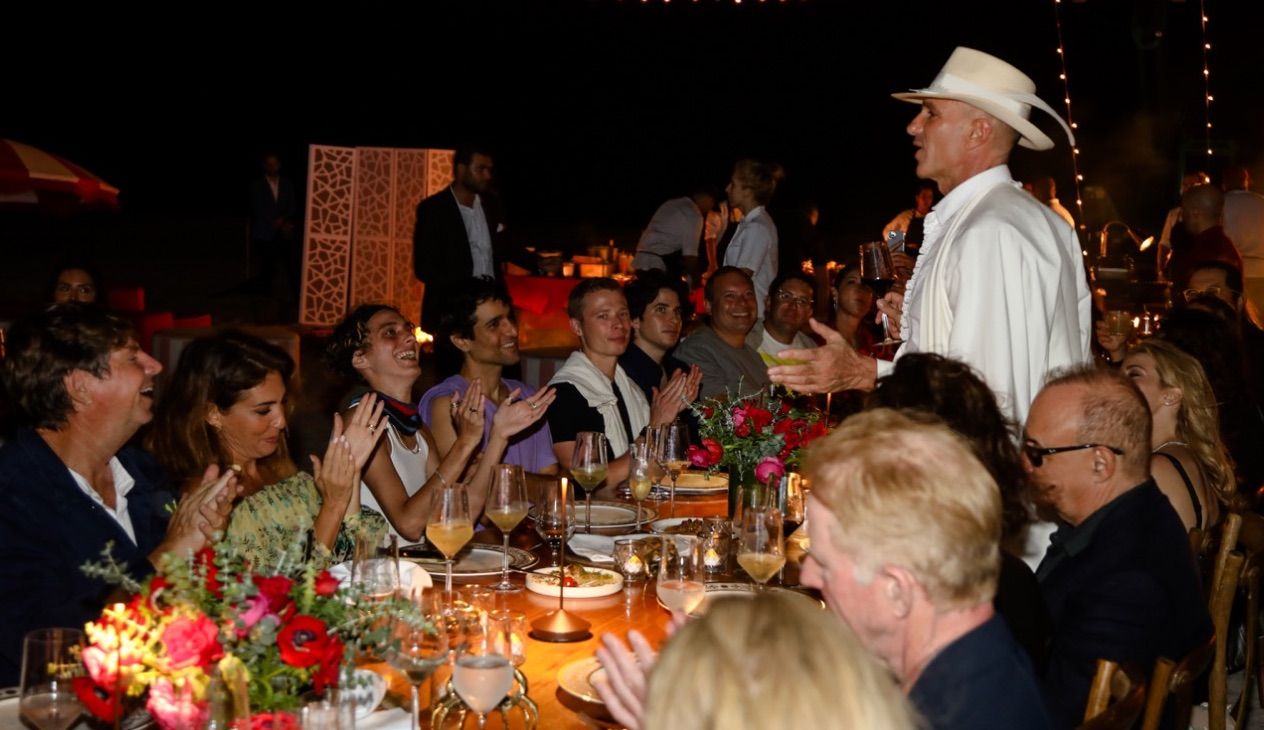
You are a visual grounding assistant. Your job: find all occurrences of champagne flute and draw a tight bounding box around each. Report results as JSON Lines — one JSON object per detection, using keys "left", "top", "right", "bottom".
{"left": 487, "top": 464, "right": 529, "bottom": 593}
{"left": 737, "top": 505, "right": 786, "bottom": 591}
{"left": 19, "top": 628, "right": 85, "bottom": 730}
{"left": 656, "top": 421, "right": 690, "bottom": 517}
{"left": 860, "top": 241, "right": 900, "bottom": 347}
{"left": 533, "top": 478, "right": 577, "bottom": 566}
{"left": 657, "top": 534, "right": 705, "bottom": 615}
{"left": 452, "top": 631, "right": 515, "bottom": 729}
{"left": 388, "top": 591, "right": 449, "bottom": 730}
{"left": 570, "top": 432, "right": 608, "bottom": 533}
{"left": 426, "top": 481, "right": 473, "bottom": 595}
{"left": 628, "top": 441, "right": 654, "bottom": 532}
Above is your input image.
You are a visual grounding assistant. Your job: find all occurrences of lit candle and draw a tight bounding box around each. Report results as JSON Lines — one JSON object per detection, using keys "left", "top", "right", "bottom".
{"left": 623, "top": 554, "right": 644, "bottom": 575}
{"left": 704, "top": 548, "right": 722, "bottom": 569}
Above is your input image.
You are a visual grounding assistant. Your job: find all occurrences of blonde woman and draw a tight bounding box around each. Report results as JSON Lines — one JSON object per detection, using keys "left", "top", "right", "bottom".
{"left": 639, "top": 592, "right": 917, "bottom": 730}
{"left": 1123, "top": 339, "right": 1237, "bottom": 531}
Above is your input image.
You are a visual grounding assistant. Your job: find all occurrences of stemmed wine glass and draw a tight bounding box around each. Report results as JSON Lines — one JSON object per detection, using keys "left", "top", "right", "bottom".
{"left": 657, "top": 534, "right": 705, "bottom": 616}
{"left": 534, "top": 478, "right": 577, "bottom": 567}
{"left": 452, "top": 631, "right": 515, "bottom": 730}
{"left": 570, "top": 432, "right": 608, "bottom": 533}
{"left": 486, "top": 464, "right": 529, "bottom": 592}
{"left": 628, "top": 441, "right": 654, "bottom": 532}
{"left": 859, "top": 241, "right": 900, "bottom": 347}
{"left": 19, "top": 628, "right": 85, "bottom": 730}
{"left": 387, "top": 591, "right": 449, "bottom": 730}
{"left": 426, "top": 480, "right": 473, "bottom": 595}
{"left": 654, "top": 421, "right": 690, "bottom": 517}
{"left": 736, "top": 505, "right": 786, "bottom": 591}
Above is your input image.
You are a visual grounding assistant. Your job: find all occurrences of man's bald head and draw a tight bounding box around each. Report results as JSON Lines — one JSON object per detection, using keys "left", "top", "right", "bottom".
{"left": 1181, "top": 184, "right": 1224, "bottom": 235}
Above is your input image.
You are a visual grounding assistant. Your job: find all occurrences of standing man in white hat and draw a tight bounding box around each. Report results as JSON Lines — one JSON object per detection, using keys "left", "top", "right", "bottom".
{"left": 770, "top": 48, "right": 1092, "bottom": 567}
{"left": 770, "top": 47, "right": 1091, "bottom": 427}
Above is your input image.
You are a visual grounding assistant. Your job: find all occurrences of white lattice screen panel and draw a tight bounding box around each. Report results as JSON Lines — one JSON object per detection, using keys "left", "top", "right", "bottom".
{"left": 301, "top": 146, "right": 453, "bottom": 327}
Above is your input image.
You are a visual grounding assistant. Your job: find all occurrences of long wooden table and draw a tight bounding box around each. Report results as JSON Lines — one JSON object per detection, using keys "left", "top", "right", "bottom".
{"left": 379, "top": 486, "right": 804, "bottom": 729}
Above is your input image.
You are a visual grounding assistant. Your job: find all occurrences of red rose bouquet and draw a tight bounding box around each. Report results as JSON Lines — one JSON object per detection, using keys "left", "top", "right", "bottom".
{"left": 77, "top": 542, "right": 421, "bottom": 729}
{"left": 687, "top": 387, "right": 827, "bottom": 512}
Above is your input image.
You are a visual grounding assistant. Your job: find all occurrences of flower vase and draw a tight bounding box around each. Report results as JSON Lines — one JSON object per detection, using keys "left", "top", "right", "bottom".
{"left": 727, "top": 467, "right": 762, "bottom": 520}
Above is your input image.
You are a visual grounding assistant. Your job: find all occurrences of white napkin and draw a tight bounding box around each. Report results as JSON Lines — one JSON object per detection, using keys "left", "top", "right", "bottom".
{"left": 568, "top": 534, "right": 615, "bottom": 564}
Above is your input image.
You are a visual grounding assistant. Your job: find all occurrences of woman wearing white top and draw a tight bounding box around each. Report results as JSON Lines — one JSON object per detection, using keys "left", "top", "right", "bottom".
{"left": 325, "top": 304, "right": 554, "bottom": 542}
{"left": 722, "top": 159, "right": 784, "bottom": 319}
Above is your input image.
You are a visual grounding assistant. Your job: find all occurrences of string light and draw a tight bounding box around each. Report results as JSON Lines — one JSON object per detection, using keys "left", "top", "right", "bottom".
{"left": 1051, "top": 0, "right": 1085, "bottom": 221}
{"left": 1199, "top": 0, "right": 1214, "bottom": 160}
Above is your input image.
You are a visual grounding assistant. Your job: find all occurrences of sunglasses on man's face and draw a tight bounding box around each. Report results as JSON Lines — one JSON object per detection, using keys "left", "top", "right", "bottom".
{"left": 1022, "top": 441, "right": 1124, "bottom": 468}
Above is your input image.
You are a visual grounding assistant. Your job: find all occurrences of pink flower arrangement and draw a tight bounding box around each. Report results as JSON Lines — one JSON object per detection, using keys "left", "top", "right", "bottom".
{"left": 689, "top": 387, "right": 826, "bottom": 489}
{"left": 78, "top": 546, "right": 417, "bottom": 729}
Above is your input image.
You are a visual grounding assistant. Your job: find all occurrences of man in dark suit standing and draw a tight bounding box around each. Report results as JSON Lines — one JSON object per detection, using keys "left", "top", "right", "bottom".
{"left": 413, "top": 144, "right": 514, "bottom": 332}
{"left": 1025, "top": 365, "right": 1211, "bottom": 727}
{"left": 249, "top": 152, "right": 300, "bottom": 317}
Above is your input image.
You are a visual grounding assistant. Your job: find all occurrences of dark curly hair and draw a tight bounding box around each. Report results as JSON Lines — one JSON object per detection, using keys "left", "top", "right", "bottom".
{"left": 324, "top": 304, "right": 399, "bottom": 382}
{"left": 865, "top": 353, "right": 1031, "bottom": 542}
{"left": 147, "top": 330, "right": 296, "bottom": 488}
{"left": 1, "top": 303, "right": 133, "bottom": 431}
{"left": 625, "top": 269, "right": 693, "bottom": 322}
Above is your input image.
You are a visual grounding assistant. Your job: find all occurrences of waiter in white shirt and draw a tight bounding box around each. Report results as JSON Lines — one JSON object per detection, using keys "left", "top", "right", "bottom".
{"left": 631, "top": 188, "right": 717, "bottom": 286}
{"left": 722, "top": 159, "right": 785, "bottom": 319}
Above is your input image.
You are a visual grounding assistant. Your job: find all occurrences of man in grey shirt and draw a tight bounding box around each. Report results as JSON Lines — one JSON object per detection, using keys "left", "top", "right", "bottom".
{"left": 674, "top": 266, "right": 770, "bottom": 399}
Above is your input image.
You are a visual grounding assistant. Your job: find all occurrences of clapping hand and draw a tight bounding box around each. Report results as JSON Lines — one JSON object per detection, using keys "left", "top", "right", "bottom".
{"left": 154, "top": 464, "right": 241, "bottom": 561}
{"left": 650, "top": 365, "right": 701, "bottom": 426}
{"left": 491, "top": 386, "right": 556, "bottom": 438}
{"left": 593, "top": 612, "right": 687, "bottom": 730}
{"left": 450, "top": 378, "right": 487, "bottom": 447}
{"left": 340, "top": 392, "right": 388, "bottom": 468}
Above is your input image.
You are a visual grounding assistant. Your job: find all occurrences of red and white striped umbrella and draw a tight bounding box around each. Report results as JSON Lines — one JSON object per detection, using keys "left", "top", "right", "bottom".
{"left": 0, "top": 138, "right": 119, "bottom": 205}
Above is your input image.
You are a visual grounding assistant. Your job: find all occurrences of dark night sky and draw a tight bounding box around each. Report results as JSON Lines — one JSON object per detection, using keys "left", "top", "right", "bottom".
{"left": 5, "top": 0, "right": 1263, "bottom": 257}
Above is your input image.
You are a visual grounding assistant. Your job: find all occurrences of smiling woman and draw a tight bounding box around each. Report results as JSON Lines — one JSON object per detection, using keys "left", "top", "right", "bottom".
{"left": 148, "top": 330, "right": 388, "bottom": 567}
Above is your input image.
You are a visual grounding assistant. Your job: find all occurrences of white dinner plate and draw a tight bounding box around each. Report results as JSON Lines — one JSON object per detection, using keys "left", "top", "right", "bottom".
{"left": 405, "top": 544, "right": 537, "bottom": 577}
{"left": 557, "top": 657, "right": 608, "bottom": 706}
{"left": 533, "top": 500, "right": 656, "bottom": 529}
{"left": 655, "top": 582, "right": 823, "bottom": 617}
{"left": 525, "top": 566, "right": 623, "bottom": 598}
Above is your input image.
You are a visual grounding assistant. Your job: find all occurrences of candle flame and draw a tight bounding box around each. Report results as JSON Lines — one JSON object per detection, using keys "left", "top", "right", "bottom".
{"left": 1139, "top": 236, "right": 1154, "bottom": 252}
{"left": 413, "top": 327, "right": 433, "bottom": 345}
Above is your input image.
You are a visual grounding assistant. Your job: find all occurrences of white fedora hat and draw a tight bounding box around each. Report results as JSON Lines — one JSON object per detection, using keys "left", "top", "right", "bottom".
{"left": 892, "top": 47, "right": 1075, "bottom": 151}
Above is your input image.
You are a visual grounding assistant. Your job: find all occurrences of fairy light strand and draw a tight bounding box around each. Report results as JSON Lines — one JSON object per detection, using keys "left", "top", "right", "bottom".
{"left": 1052, "top": 0, "right": 1084, "bottom": 226}
{"left": 1200, "top": 0, "right": 1213, "bottom": 159}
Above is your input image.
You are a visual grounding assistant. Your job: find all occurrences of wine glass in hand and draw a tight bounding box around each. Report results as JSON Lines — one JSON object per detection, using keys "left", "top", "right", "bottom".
{"left": 426, "top": 481, "right": 472, "bottom": 595}
{"left": 860, "top": 241, "right": 900, "bottom": 346}
{"left": 388, "top": 592, "right": 448, "bottom": 730}
{"left": 19, "top": 628, "right": 84, "bottom": 730}
{"left": 571, "top": 432, "right": 608, "bottom": 533}
{"left": 487, "top": 464, "right": 529, "bottom": 593}
{"left": 737, "top": 505, "right": 786, "bottom": 590}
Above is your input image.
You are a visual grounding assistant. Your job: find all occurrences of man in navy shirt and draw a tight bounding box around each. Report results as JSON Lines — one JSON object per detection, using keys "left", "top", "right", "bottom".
{"left": 0, "top": 305, "right": 238, "bottom": 685}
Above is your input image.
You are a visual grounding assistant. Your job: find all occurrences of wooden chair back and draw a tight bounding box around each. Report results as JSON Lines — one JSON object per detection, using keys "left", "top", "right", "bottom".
{"left": 1208, "top": 548, "right": 1245, "bottom": 730}
{"left": 1078, "top": 659, "right": 1146, "bottom": 730}
{"left": 1138, "top": 636, "right": 1215, "bottom": 730}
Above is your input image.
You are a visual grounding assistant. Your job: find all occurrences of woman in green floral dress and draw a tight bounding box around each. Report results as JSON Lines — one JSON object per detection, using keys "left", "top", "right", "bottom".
{"left": 148, "top": 330, "right": 387, "bottom": 569}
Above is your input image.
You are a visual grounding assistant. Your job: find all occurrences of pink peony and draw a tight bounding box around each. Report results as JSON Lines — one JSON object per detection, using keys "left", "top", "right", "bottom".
{"left": 146, "top": 678, "right": 208, "bottom": 730}
{"left": 234, "top": 594, "right": 271, "bottom": 637}
{"left": 754, "top": 456, "right": 786, "bottom": 486}
{"left": 161, "top": 614, "right": 223, "bottom": 670}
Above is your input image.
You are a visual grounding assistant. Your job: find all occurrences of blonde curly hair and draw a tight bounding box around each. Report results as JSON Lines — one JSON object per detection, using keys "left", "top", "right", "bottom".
{"left": 1129, "top": 339, "right": 1238, "bottom": 508}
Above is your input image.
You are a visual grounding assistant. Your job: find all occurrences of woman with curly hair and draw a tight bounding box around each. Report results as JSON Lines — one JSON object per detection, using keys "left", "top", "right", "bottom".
{"left": 1123, "top": 338, "right": 1237, "bottom": 530}
{"left": 325, "top": 304, "right": 554, "bottom": 542}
